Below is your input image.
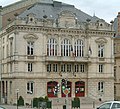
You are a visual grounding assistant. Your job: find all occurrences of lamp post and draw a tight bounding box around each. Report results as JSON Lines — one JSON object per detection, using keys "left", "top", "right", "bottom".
{"left": 16, "top": 89, "right": 19, "bottom": 109}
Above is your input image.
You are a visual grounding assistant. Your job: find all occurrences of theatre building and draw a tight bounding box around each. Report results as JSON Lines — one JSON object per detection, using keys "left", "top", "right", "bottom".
{"left": 0, "top": 0, "right": 115, "bottom": 106}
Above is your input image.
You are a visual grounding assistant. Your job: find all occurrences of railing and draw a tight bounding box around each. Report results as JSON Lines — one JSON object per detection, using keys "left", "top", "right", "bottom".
{"left": 45, "top": 56, "right": 91, "bottom": 63}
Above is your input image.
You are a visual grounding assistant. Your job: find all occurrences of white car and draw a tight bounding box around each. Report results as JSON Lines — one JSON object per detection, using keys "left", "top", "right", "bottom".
{"left": 0, "top": 106, "right": 5, "bottom": 109}
{"left": 97, "top": 101, "right": 120, "bottom": 109}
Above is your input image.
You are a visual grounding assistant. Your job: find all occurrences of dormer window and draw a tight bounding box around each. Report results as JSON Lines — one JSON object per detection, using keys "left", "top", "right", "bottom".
{"left": 30, "top": 18, "right": 33, "bottom": 22}
{"left": 100, "top": 23, "right": 103, "bottom": 26}
{"left": 58, "top": 11, "right": 77, "bottom": 28}
{"left": 26, "top": 13, "right": 36, "bottom": 24}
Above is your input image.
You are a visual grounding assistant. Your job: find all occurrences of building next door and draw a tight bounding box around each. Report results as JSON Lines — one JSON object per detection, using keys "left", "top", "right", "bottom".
{"left": 75, "top": 81, "right": 85, "bottom": 97}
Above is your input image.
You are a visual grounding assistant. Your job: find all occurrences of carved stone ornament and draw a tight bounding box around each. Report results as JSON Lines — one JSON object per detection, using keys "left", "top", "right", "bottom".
{"left": 95, "top": 38, "right": 107, "bottom": 44}
{"left": 23, "top": 34, "right": 38, "bottom": 42}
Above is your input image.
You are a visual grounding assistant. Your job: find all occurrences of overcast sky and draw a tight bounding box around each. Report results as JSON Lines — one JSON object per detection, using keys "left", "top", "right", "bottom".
{"left": 0, "top": 0, "right": 120, "bottom": 23}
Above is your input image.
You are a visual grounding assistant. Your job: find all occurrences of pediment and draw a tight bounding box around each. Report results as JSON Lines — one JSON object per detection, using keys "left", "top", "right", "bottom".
{"left": 95, "top": 38, "right": 107, "bottom": 43}
{"left": 23, "top": 34, "right": 38, "bottom": 42}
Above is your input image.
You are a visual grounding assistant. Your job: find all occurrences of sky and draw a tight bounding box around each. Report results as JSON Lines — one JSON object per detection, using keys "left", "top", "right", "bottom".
{"left": 0, "top": 0, "right": 120, "bottom": 23}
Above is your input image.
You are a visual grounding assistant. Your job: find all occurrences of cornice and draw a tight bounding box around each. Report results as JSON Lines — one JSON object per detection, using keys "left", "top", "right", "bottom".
{"left": 2, "top": 25, "right": 115, "bottom": 37}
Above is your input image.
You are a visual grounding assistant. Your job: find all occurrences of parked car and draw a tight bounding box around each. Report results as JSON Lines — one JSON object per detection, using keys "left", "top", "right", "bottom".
{"left": 0, "top": 106, "right": 5, "bottom": 109}
{"left": 97, "top": 101, "right": 120, "bottom": 109}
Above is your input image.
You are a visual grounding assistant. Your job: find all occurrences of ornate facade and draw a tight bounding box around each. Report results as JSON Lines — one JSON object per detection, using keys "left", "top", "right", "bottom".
{"left": 0, "top": 0, "right": 115, "bottom": 107}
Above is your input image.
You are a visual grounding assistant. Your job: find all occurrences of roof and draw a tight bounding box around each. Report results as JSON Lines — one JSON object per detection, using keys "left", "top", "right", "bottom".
{"left": 18, "top": 1, "right": 103, "bottom": 23}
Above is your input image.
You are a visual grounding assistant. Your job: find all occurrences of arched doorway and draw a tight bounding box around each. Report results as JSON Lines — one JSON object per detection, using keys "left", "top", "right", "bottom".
{"left": 75, "top": 81, "right": 85, "bottom": 97}
{"left": 47, "top": 81, "right": 58, "bottom": 97}
{"left": 61, "top": 81, "right": 72, "bottom": 97}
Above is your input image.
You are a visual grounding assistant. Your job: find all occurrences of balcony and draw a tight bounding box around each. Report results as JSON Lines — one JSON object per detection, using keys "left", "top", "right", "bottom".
{"left": 44, "top": 56, "right": 91, "bottom": 63}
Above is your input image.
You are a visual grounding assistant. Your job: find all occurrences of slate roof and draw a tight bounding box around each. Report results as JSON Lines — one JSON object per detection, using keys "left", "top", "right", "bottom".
{"left": 18, "top": 1, "right": 103, "bottom": 23}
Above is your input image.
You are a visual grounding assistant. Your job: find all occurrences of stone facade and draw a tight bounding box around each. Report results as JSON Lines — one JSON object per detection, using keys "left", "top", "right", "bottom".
{"left": 0, "top": 0, "right": 115, "bottom": 106}
{"left": 114, "top": 36, "right": 120, "bottom": 100}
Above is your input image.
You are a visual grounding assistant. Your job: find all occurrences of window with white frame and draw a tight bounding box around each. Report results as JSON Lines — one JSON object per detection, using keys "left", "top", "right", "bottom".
{"left": 61, "top": 39, "right": 71, "bottom": 56}
{"left": 99, "top": 64, "right": 104, "bottom": 73}
{"left": 74, "top": 64, "right": 79, "bottom": 72}
{"left": 53, "top": 64, "right": 58, "bottom": 72}
{"left": 98, "top": 44, "right": 104, "bottom": 57}
{"left": 74, "top": 40, "right": 84, "bottom": 57}
{"left": 27, "top": 42, "right": 34, "bottom": 55}
{"left": 47, "top": 38, "right": 57, "bottom": 56}
{"left": 98, "top": 81, "right": 104, "bottom": 92}
{"left": 27, "top": 82, "right": 34, "bottom": 94}
{"left": 61, "top": 64, "right": 66, "bottom": 72}
{"left": 28, "top": 63, "right": 32, "bottom": 72}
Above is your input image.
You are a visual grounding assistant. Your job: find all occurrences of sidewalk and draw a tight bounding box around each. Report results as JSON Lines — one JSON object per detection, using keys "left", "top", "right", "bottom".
{"left": 0, "top": 102, "right": 100, "bottom": 109}
{"left": 0, "top": 105, "right": 34, "bottom": 109}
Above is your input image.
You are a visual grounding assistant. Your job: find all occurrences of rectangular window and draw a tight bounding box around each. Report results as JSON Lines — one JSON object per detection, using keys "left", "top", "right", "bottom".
{"left": 114, "top": 66, "right": 116, "bottom": 80}
{"left": 67, "top": 64, "right": 72, "bottom": 72}
{"left": 10, "top": 41, "right": 13, "bottom": 55}
{"left": 80, "top": 64, "right": 85, "bottom": 72}
{"left": 47, "top": 64, "right": 51, "bottom": 72}
{"left": 61, "top": 64, "right": 65, "bottom": 72}
{"left": 98, "top": 44, "right": 104, "bottom": 58}
{"left": 98, "top": 82, "right": 104, "bottom": 92}
{"left": 2, "top": 46, "right": 4, "bottom": 59}
{"left": 27, "top": 82, "right": 34, "bottom": 94}
{"left": 75, "top": 64, "right": 79, "bottom": 72}
{"left": 28, "top": 63, "right": 32, "bottom": 72}
{"left": 10, "top": 81, "right": 12, "bottom": 94}
{"left": 27, "top": 42, "right": 34, "bottom": 55}
{"left": 53, "top": 64, "right": 57, "bottom": 72}
{"left": 99, "top": 64, "right": 104, "bottom": 73}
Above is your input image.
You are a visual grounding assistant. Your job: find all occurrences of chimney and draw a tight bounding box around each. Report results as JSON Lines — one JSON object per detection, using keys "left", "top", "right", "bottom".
{"left": 53, "top": 1, "right": 62, "bottom": 7}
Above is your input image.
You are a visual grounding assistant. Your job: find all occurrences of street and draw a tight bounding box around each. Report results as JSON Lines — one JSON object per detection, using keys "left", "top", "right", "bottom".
{"left": 0, "top": 103, "right": 99, "bottom": 109}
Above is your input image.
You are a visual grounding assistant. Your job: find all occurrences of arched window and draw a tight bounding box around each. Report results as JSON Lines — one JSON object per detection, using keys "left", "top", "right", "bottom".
{"left": 61, "top": 39, "right": 71, "bottom": 56}
{"left": 75, "top": 81, "right": 85, "bottom": 97}
{"left": 98, "top": 81, "right": 104, "bottom": 92}
{"left": 98, "top": 44, "right": 104, "bottom": 57}
{"left": 27, "top": 42, "right": 34, "bottom": 55}
{"left": 47, "top": 81, "right": 58, "bottom": 97}
{"left": 74, "top": 40, "right": 84, "bottom": 57}
{"left": 47, "top": 38, "right": 57, "bottom": 56}
{"left": 27, "top": 81, "right": 34, "bottom": 94}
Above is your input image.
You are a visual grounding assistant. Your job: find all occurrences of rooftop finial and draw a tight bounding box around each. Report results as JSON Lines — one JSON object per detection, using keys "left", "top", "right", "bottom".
{"left": 93, "top": 11, "right": 95, "bottom": 16}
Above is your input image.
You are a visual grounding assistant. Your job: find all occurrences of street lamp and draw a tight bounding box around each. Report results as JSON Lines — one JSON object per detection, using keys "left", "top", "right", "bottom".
{"left": 16, "top": 89, "right": 19, "bottom": 109}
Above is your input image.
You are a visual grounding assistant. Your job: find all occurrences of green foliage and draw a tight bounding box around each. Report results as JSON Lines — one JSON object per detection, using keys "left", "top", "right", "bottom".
{"left": 18, "top": 96, "right": 24, "bottom": 106}
{"left": 33, "top": 98, "right": 39, "bottom": 108}
{"left": 72, "top": 97, "right": 80, "bottom": 108}
{"left": 44, "top": 96, "right": 49, "bottom": 102}
{"left": 33, "top": 96, "right": 51, "bottom": 108}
